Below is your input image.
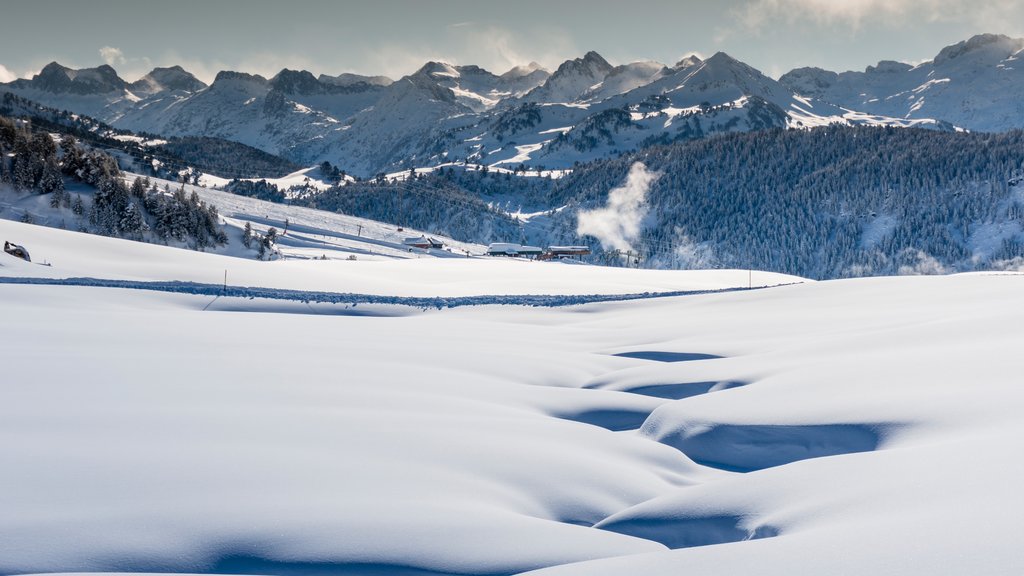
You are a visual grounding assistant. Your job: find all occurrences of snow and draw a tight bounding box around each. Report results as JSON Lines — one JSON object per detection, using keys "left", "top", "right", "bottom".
{"left": 0, "top": 219, "right": 798, "bottom": 297}
{"left": 111, "top": 134, "right": 168, "bottom": 146}
{"left": 197, "top": 166, "right": 336, "bottom": 193}
{"left": 492, "top": 142, "right": 546, "bottom": 166}
{"left": 0, "top": 174, "right": 479, "bottom": 263}
{"left": 2, "top": 220, "right": 1024, "bottom": 575}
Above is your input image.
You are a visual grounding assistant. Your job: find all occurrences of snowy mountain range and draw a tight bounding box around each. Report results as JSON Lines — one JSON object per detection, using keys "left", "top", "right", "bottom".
{"left": 2, "top": 34, "right": 1022, "bottom": 176}
{"left": 779, "top": 34, "right": 1024, "bottom": 133}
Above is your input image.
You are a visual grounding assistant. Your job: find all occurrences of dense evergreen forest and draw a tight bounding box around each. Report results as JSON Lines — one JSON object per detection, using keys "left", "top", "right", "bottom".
{"left": 0, "top": 115, "right": 227, "bottom": 249}
{"left": 284, "top": 125, "right": 1024, "bottom": 278}
{"left": 551, "top": 126, "right": 1024, "bottom": 278}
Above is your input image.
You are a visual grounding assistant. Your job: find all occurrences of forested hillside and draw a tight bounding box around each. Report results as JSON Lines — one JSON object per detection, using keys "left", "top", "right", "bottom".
{"left": 0, "top": 92, "right": 299, "bottom": 180}
{"left": 549, "top": 126, "right": 1024, "bottom": 278}
{"left": 0, "top": 115, "right": 227, "bottom": 250}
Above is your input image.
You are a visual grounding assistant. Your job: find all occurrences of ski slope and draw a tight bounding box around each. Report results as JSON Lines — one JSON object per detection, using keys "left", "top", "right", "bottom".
{"left": 2, "top": 221, "right": 1024, "bottom": 575}
{"left": 0, "top": 173, "right": 486, "bottom": 263}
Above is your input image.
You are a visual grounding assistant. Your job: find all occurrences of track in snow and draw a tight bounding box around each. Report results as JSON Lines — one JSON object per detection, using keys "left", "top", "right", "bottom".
{"left": 0, "top": 276, "right": 791, "bottom": 310}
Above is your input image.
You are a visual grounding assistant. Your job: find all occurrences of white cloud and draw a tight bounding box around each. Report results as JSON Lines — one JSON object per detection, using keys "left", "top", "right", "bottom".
{"left": 577, "top": 162, "right": 659, "bottom": 253}
{"left": 356, "top": 24, "right": 577, "bottom": 78}
{"left": 0, "top": 64, "right": 16, "bottom": 82}
{"left": 99, "top": 46, "right": 126, "bottom": 66}
{"left": 731, "top": 0, "right": 1024, "bottom": 33}
{"left": 459, "top": 25, "right": 576, "bottom": 73}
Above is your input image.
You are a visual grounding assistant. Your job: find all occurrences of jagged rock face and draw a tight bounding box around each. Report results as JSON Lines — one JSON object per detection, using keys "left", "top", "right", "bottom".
{"left": 522, "top": 51, "right": 615, "bottom": 103}
{"left": 130, "top": 66, "right": 207, "bottom": 95}
{"left": 270, "top": 69, "right": 325, "bottom": 95}
{"left": 20, "top": 62, "right": 128, "bottom": 95}
{"left": 318, "top": 73, "right": 393, "bottom": 87}
{"left": 674, "top": 55, "right": 703, "bottom": 69}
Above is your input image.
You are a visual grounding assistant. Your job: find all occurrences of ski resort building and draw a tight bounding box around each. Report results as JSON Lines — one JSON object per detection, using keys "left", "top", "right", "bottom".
{"left": 541, "top": 246, "right": 591, "bottom": 260}
{"left": 486, "top": 243, "right": 544, "bottom": 258}
{"left": 403, "top": 236, "right": 444, "bottom": 250}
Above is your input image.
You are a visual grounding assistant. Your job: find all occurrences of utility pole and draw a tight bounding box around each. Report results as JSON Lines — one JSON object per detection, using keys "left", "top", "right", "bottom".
{"left": 356, "top": 224, "right": 363, "bottom": 237}
{"left": 397, "top": 187, "right": 404, "bottom": 232}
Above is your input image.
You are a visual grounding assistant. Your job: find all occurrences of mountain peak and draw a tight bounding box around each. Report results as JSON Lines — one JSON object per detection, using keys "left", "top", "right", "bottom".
{"left": 521, "top": 51, "right": 614, "bottom": 103}
{"left": 39, "top": 61, "right": 68, "bottom": 73}
{"left": 502, "top": 62, "right": 544, "bottom": 77}
{"left": 500, "top": 62, "right": 549, "bottom": 85}
{"left": 582, "top": 51, "right": 612, "bottom": 69}
{"left": 674, "top": 54, "right": 703, "bottom": 69}
{"left": 934, "top": 33, "right": 1024, "bottom": 65}
{"left": 28, "top": 62, "right": 127, "bottom": 94}
{"left": 318, "top": 72, "right": 393, "bottom": 87}
{"left": 705, "top": 51, "right": 739, "bottom": 65}
{"left": 270, "top": 68, "right": 323, "bottom": 94}
{"left": 132, "top": 65, "right": 206, "bottom": 93}
{"left": 551, "top": 51, "right": 613, "bottom": 78}
{"left": 212, "top": 70, "right": 268, "bottom": 85}
{"left": 777, "top": 66, "right": 839, "bottom": 97}
{"left": 415, "top": 61, "right": 461, "bottom": 79}
{"left": 865, "top": 60, "right": 913, "bottom": 74}
{"left": 36, "top": 61, "right": 71, "bottom": 82}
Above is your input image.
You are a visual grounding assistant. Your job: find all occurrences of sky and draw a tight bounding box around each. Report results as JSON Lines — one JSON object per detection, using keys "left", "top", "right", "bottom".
{"left": 1, "top": 0, "right": 1023, "bottom": 84}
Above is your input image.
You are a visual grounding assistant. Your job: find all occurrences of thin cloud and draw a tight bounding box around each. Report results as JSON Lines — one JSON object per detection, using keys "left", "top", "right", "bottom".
{"left": 0, "top": 64, "right": 16, "bottom": 82}
{"left": 354, "top": 24, "right": 575, "bottom": 78}
{"left": 730, "top": 0, "right": 1024, "bottom": 33}
{"left": 99, "top": 46, "right": 126, "bottom": 66}
{"left": 95, "top": 46, "right": 155, "bottom": 80}
{"left": 447, "top": 24, "right": 576, "bottom": 73}
{"left": 675, "top": 51, "right": 705, "bottom": 63}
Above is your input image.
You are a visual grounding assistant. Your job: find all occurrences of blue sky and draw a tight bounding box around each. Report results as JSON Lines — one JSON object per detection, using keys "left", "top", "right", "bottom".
{"left": 2, "top": 0, "right": 1022, "bottom": 83}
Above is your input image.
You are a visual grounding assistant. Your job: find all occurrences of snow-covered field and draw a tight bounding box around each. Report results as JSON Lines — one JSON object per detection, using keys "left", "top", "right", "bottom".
{"left": 3, "top": 220, "right": 1024, "bottom": 575}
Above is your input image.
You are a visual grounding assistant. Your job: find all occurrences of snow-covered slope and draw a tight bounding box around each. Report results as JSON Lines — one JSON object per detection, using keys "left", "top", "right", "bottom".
{"left": 0, "top": 172, "right": 484, "bottom": 263}
{"left": 430, "top": 51, "right": 941, "bottom": 171}
{"left": 500, "top": 61, "right": 552, "bottom": 96}
{"left": 779, "top": 33, "right": 1024, "bottom": 132}
{"left": 128, "top": 65, "right": 207, "bottom": 96}
{"left": 579, "top": 60, "right": 671, "bottom": 102}
{"left": 523, "top": 51, "right": 615, "bottom": 104}
{"left": 410, "top": 61, "right": 547, "bottom": 112}
{"left": 0, "top": 218, "right": 796, "bottom": 295}
{"left": 1, "top": 220, "right": 1022, "bottom": 575}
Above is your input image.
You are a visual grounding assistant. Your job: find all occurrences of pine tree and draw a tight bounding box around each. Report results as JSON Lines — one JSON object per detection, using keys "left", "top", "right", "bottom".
{"left": 130, "top": 176, "right": 147, "bottom": 200}
{"left": 12, "top": 136, "right": 35, "bottom": 190}
{"left": 119, "top": 202, "right": 147, "bottom": 239}
{"left": 39, "top": 158, "right": 64, "bottom": 195}
{"left": 242, "top": 221, "right": 253, "bottom": 248}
